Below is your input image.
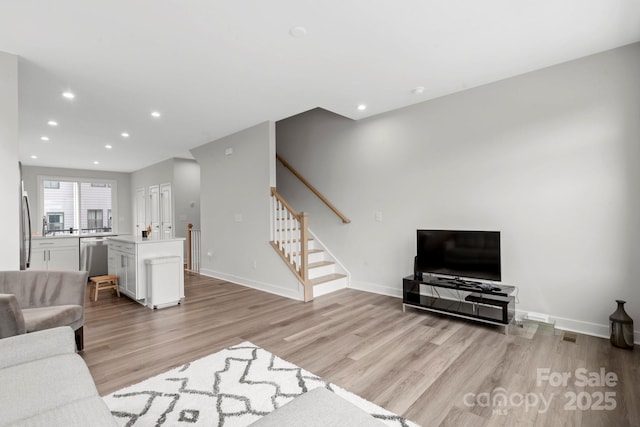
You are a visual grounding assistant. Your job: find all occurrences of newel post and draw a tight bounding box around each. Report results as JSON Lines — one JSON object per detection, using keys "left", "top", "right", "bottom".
{"left": 299, "top": 212, "right": 312, "bottom": 302}
{"left": 186, "top": 223, "right": 193, "bottom": 270}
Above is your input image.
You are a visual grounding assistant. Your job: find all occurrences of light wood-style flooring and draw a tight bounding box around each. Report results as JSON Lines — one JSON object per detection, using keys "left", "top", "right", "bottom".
{"left": 81, "top": 273, "right": 639, "bottom": 427}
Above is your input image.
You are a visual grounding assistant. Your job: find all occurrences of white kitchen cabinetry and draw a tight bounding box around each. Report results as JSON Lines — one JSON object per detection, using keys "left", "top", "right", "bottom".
{"left": 108, "top": 241, "right": 137, "bottom": 297}
{"left": 107, "top": 235, "right": 184, "bottom": 305}
{"left": 30, "top": 237, "right": 79, "bottom": 271}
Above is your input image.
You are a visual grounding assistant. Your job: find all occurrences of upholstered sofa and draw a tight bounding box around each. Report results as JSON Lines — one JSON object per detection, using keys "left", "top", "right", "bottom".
{"left": 0, "top": 270, "right": 88, "bottom": 350}
{"left": 0, "top": 326, "right": 117, "bottom": 426}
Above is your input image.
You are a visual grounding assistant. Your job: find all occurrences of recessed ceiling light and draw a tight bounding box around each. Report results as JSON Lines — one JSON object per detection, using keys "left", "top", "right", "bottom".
{"left": 105, "top": 144, "right": 112, "bottom": 149}
{"left": 121, "top": 132, "right": 129, "bottom": 138}
{"left": 151, "top": 111, "right": 161, "bottom": 118}
{"left": 30, "top": 155, "right": 37, "bottom": 159}
{"left": 40, "top": 136, "right": 50, "bottom": 141}
{"left": 412, "top": 86, "right": 425, "bottom": 94}
{"left": 289, "top": 26, "right": 308, "bottom": 38}
{"left": 357, "top": 104, "right": 367, "bottom": 111}
{"left": 93, "top": 161, "right": 99, "bottom": 165}
{"left": 62, "top": 91, "right": 75, "bottom": 100}
{"left": 47, "top": 120, "right": 58, "bottom": 127}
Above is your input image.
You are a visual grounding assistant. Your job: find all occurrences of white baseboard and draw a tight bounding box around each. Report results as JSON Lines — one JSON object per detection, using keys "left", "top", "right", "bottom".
{"left": 349, "top": 280, "right": 403, "bottom": 298}
{"left": 199, "top": 268, "right": 303, "bottom": 301}
{"left": 349, "top": 280, "right": 640, "bottom": 345}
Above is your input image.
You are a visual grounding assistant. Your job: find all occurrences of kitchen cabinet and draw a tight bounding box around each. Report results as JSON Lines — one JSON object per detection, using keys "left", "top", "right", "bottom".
{"left": 108, "top": 241, "right": 137, "bottom": 298}
{"left": 107, "top": 235, "right": 184, "bottom": 305}
{"left": 30, "top": 237, "right": 79, "bottom": 271}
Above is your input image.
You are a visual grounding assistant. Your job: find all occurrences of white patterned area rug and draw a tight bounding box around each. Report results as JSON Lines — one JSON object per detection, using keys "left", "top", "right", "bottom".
{"left": 103, "top": 341, "right": 419, "bottom": 427}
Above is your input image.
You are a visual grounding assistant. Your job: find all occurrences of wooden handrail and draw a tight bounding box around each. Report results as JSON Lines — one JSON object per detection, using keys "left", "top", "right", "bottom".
{"left": 271, "top": 187, "right": 300, "bottom": 220}
{"left": 276, "top": 154, "right": 351, "bottom": 224}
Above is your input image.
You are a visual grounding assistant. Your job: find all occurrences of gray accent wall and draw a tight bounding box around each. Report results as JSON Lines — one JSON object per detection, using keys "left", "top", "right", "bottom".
{"left": 276, "top": 43, "right": 640, "bottom": 339}
{"left": 191, "top": 121, "right": 302, "bottom": 299}
{"left": 0, "top": 51, "right": 19, "bottom": 270}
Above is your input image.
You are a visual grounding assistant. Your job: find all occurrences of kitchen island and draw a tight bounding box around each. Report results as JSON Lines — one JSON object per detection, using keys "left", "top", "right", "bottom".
{"left": 107, "top": 235, "right": 185, "bottom": 308}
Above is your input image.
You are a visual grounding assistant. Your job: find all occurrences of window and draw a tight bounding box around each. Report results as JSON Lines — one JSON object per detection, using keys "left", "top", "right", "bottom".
{"left": 46, "top": 212, "right": 64, "bottom": 231}
{"left": 87, "top": 209, "right": 104, "bottom": 230}
{"left": 38, "top": 176, "right": 117, "bottom": 235}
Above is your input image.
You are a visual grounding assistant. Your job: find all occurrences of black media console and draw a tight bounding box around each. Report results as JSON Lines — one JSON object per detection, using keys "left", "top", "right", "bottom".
{"left": 402, "top": 275, "right": 516, "bottom": 333}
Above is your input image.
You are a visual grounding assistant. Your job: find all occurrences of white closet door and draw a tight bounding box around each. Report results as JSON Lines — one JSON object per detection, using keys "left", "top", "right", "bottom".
{"left": 135, "top": 188, "right": 146, "bottom": 237}
{"left": 149, "top": 185, "right": 160, "bottom": 239}
{"left": 160, "top": 183, "right": 173, "bottom": 239}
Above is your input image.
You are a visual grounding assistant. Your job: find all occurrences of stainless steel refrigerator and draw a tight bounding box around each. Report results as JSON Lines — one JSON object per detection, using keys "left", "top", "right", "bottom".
{"left": 19, "top": 162, "right": 32, "bottom": 270}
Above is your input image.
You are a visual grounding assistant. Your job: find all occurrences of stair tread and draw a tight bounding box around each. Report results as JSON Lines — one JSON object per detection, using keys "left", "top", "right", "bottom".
{"left": 310, "top": 273, "right": 347, "bottom": 286}
{"left": 308, "top": 260, "right": 335, "bottom": 269}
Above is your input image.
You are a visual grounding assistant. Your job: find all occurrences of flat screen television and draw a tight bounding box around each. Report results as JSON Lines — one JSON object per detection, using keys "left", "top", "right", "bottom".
{"left": 415, "top": 230, "right": 501, "bottom": 282}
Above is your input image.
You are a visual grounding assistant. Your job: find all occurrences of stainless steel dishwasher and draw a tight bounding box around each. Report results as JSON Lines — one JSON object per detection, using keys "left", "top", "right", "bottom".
{"left": 80, "top": 237, "right": 109, "bottom": 278}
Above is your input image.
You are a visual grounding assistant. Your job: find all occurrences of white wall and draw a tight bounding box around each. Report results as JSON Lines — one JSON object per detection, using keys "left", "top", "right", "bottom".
{"left": 191, "top": 121, "right": 302, "bottom": 299}
{"left": 22, "top": 166, "right": 132, "bottom": 235}
{"left": 131, "top": 158, "right": 173, "bottom": 192}
{"left": 171, "top": 158, "right": 200, "bottom": 240}
{"left": 0, "top": 51, "right": 19, "bottom": 270}
{"left": 276, "top": 43, "right": 640, "bottom": 340}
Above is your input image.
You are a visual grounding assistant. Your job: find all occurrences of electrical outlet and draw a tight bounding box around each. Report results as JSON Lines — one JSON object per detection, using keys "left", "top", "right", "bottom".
{"left": 375, "top": 211, "right": 383, "bottom": 222}
{"left": 252, "top": 260, "right": 257, "bottom": 269}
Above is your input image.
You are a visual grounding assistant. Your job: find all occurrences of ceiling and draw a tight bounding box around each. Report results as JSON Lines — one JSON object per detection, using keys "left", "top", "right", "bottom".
{"left": 1, "top": 1, "right": 639, "bottom": 173}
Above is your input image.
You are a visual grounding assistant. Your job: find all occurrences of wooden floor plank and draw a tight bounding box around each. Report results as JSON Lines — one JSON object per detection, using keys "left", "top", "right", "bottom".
{"left": 81, "top": 273, "right": 640, "bottom": 426}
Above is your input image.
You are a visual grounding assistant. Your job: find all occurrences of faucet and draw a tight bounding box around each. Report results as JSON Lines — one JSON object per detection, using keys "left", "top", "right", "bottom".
{"left": 42, "top": 216, "right": 48, "bottom": 236}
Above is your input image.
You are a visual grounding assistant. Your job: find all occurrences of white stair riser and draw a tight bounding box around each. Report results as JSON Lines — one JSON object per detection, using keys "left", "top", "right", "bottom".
{"left": 307, "top": 251, "right": 328, "bottom": 264}
{"left": 308, "top": 263, "right": 336, "bottom": 280}
{"left": 313, "top": 277, "right": 348, "bottom": 298}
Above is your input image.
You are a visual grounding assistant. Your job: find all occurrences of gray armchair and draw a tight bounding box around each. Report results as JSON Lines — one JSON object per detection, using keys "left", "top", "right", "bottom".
{"left": 0, "top": 270, "right": 88, "bottom": 350}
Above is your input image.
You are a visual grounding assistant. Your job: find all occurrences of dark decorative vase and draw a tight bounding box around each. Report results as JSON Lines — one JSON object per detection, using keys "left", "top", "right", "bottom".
{"left": 609, "top": 300, "right": 634, "bottom": 349}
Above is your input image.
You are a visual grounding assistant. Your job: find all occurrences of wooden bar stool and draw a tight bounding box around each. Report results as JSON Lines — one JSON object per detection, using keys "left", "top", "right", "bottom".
{"left": 90, "top": 275, "right": 120, "bottom": 301}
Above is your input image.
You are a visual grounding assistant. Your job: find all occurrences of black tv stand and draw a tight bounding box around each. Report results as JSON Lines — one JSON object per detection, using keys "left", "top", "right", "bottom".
{"left": 435, "top": 276, "right": 480, "bottom": 286}
{"left": 402, "top": 275, "right": 516, "bottom": 333}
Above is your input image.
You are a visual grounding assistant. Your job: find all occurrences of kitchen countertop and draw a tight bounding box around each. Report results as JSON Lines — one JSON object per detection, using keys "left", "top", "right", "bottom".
{"left": 32, "top": 235, "right": 80, "bottom": 240}
{"left": 107, "top": 235, "right": 185, "bottom": 244}
{"left": 32, "top": 233, "right": 118, "bottom": 240}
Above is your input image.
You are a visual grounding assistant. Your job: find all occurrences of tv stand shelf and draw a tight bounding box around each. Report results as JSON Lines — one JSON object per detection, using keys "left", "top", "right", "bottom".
{"left": 402, "top": 276, "right": 516, "bottom": 333}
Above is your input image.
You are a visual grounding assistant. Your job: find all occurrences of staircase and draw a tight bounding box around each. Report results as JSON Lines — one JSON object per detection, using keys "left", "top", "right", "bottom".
{"left": 306, "top": 230, "right": 348, "bottom": 298}
{"left": 270, "top": 187, "right": 348, "bottom": 301}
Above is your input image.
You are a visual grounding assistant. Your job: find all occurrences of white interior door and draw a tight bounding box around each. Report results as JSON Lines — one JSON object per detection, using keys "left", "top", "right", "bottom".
{"left": 149, "top": 185, "right": 160, "bottom": 240}
{"left": 135, "top": 188, "right": 146, "bottom": 237}
{"left": 160, "top": 183, "right": 173, "bottom": 239}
